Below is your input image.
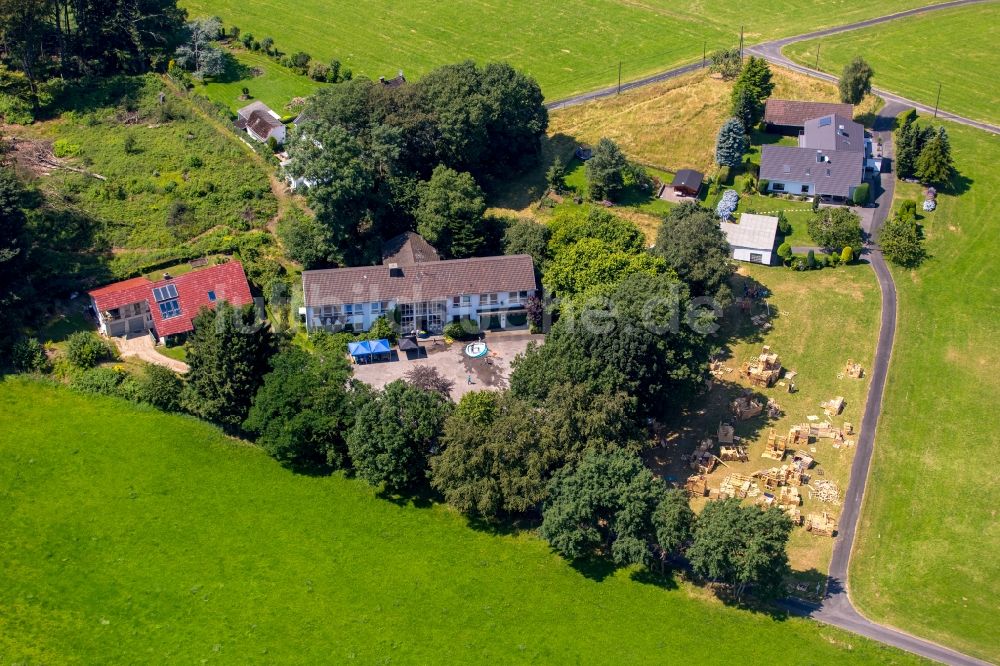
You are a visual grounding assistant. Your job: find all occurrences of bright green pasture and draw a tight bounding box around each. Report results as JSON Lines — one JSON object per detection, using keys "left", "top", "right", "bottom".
{"left": 195, "top": 48, "right": 326, "bottom": 114}
{"left": 785, "top": 4, "right": 1000, "bottom": 125}
{"left": 179, "top": 0, "right": 950, "bottom": 100}
{"left": 0, "top": 378, "right": 922, "bottom": 663}
{"left": 852, "top": 119, "right": 1000, "bottom": 662}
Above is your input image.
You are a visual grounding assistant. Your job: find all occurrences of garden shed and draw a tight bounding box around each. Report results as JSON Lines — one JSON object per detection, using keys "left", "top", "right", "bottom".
{"left": 670, "top": 169, "right": 704, "bottom": 197}
{"left": 720, "top": 214, "right": 779, "bottom": 265}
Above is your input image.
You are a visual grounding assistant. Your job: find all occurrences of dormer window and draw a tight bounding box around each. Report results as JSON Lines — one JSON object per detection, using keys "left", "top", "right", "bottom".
{"left": 207, "top": 290, "right": 216, "bottom": 302}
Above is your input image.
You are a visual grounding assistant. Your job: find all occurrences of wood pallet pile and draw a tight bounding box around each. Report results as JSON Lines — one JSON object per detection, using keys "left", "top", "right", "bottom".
{"left": 805, "top": 512, "right": 837, "bottom": 537}
{"left": 742, "top": 345, "right": 783, "bottom": 388}
{"left": 761, "top": 429, "right": 787, "bottom": 460}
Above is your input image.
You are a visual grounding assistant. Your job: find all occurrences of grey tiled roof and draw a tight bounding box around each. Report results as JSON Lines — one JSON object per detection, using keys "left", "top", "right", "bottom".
{"left": 721, "top": 214, "right": 779, "bottom": 250}
{"left": 381, "top": 232, "right": 441, "bottom": 265}
{"left": 304, "top": 255, "right": 537, "bottom": 305}
{"left": 760, "top": 145, "right": 863, "bottom": 198}
{"left": 802, "top": 114, "right": 865, "bottom": 152}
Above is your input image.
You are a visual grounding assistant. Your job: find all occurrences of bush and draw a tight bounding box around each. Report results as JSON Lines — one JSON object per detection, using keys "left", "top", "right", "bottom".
{"left": 852, "top": 182, "right": 870, "bottom": 206}
{"left": 53, "top": 139, "right": 82, "bottom": 158}
{"left": 716, "top": 189, "right": 739, "bottom": 220}
{"left": 64, "top": 332, "right": 116, "bottom": 369}
{"left": 10, "top": 338, "right": 50, "bottom": 373}
{"left": 841, "top": 246, "right": 853, "bottom": 264}
{"left": 758, "top": 178, "right": 769, "bottom": 194}
{"left": 806, "top": 249, "right": 817, "bottom": 269}
{"left": 367, "top": 316, "right": 399, "bottom": 344}
{"left": 133, "top": 364, "right": 183, "bottom": 411}
{"left": 71, "top": 366, "right": 132, "bottom": 397}
{"left": 776, "top": 211, "right": 791, "bottom": 235}
{"left": 898, "top": 199, "right": 918, "bottom": 219}
{"left": 266, "top": 135, "right": 278, "bottom": 152}
{"left": 776, "top": 242, "right": 792, "bottom": 263}
{"left": 444, "top": 319, "right": 479, "bottom": 341}
{"left": 716, "top": 165, "right": 732, "bottom": 185}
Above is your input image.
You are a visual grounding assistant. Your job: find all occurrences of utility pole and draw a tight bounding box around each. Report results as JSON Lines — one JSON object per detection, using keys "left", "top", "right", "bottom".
{"left": 617, "top": 61, "right": 622, "bottom": 95}
{"left": 739, "top": 25, "right": 744, "bottom": 60}
{"left": 703, "top": 41, "right": 706, "bottom": 68}
{"left": 815, "top": 43, "right": 821, "bottom": 70}
{"left": 933, "top": 82, "right": 941, "bottom": 118}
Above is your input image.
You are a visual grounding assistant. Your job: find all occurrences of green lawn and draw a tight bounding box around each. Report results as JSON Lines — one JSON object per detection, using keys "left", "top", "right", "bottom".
{"left": 195, "top": 48, "right": 326, "bottom": 114}
{"left": 0, "top": 377, "right": 923, "bottom": 663}
{"left": 851, "top": 119, "right": 1000, "bottom": 662}
{"left": 784, "top": 4, "right": 1000, "bottom": 126}
{"left": 562, "top": 158, "right": 674, "bottom": 215}
{"left": 179, "top": 0, "right": 951, "bottom": 101}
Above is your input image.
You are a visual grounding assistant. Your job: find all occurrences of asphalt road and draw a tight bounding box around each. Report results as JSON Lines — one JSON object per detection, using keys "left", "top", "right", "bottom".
{"left": 547, "top": 0, "right": 1000, "bottom": 138}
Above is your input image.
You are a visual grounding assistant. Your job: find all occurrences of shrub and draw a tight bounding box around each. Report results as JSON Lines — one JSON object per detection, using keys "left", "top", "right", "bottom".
{"left": 10, "top": 338, "right": 50, "bottom": 373}
{"left": 841, "top": 246, "right": 853, "bottom": 264}
{"left": 123, "top": 132, "right": 138, "bottom": 154}
{"left": 852, "top": 182, "right": 870, "bottom": 206}
{"left": 806, "top": 249, "right": 817, "bottom": 269}
{"left": 53, "top": 139, "right": 82, "bottom": 158}
{"left": 367, "top": 316, "right": 399, "bottom": 344}
{"left": 71, "top": 366, "right": 131, "bottom": 396}
{"left": 758, "top": 178, "right": 769, "bottom": 194}
{"left": 776, "top": 242, "right": 792, "bottom": 263}
{"left": 266, "top": 135, "right": 278, "bottom": 152}
{"left": 716, "top": 165, "right": 732, "bottom": 185}
{"left": 133, "top": 364, "right": 183, "bottom": 411}
{"left": 776, "top": 211, "right": 791, "bottom": 235}
{"left": 716, "top": 189, "right": 739, "bottom": 220}
{"left": 898, "top": 199, "right": 918, "bottom": 219}
{"left": 186, "top": 155, "right": 203, "bottom": 168}
{"left": 444, "top": 319, "right": 479, "bottom": 341}
{"left": 64, "top": 332, "right": 116, "bottom": 369}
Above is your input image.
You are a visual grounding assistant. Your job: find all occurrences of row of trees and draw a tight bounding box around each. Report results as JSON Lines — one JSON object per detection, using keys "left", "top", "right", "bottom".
{"left": 878, "top": 199, "right": 927, "bottom": 267}
{"left": 895, "top": 111, "right": 954, "bottom": 185}
{"left": 283, "top": 61, "right": 548, "bottom": 266}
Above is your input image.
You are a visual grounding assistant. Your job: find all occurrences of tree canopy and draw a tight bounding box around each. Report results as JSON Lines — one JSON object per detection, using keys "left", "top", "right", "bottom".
{"left": 807, "top": 207, "right": 863, "bottom": 254}
{"left": 415, "top": 165, "right": 487, "bottom": 259}
{"left": 547, "top": 206, "right": 645, "bottom": 255}
{"left": 915, "top": 126, "right": 954, "bottom": 186}
{"left": 879, "top": 206, "right": 926, "bottom": 268}
{"left": 838, "top": 56, "right": 874, "bottom": 105}
{"left": 585, "top": 138, "right": 629, "bottom": 202}
{"left": 182, "top": 301, "right": 277, "bottom": 432}
{"left": 715, "top": 118, "right": 748, "bottom": 167}
{"left": 244, "top": 345, "right": 359, "bottom": 468}
{"left": 655, "top": 201, "right": 734, "bottom": 304}
{"left": 687, "top": 499, "right": 792, "bottom": 601}
{"left": 730, "top": 56, "right": 773, "bottom": 129}
{"left": 503, "top": 217, "right": 550, "bottom": 271}
{"left": 347, "top": 380, "right": 451, "bottom": 491}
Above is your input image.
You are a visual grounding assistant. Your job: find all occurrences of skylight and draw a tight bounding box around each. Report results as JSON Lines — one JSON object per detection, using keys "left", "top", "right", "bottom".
{"left": 153, "top": 283, "right": 178, "bottom": 302}
{"left": 818, "top": 116, "right": 833, "bottom": 127}
{"left": 208, "top": 290, "right": 217, "bottom": 302}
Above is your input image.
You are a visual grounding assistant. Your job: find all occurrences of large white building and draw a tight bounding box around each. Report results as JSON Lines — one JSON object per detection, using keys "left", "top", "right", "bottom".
{"left": 302, "top": 234, "right": 537, "bottom": 334}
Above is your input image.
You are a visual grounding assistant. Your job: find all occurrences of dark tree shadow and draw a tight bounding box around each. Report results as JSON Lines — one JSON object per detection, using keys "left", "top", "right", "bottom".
{"left": 630, "top": 565, "right": 679, "bottom": 591}
{"left": 567, "top": 553, "right": 619, "bottom": 582}
{"left": 212, "top": 52, "right": 255, "bottom": 84}
{"left": 376, "top": 483, "right": 438, "bottom": 509}
{"left": 487, "top": 132, "right": 580, "bottom": 210}
{"left": 44, "top": 76, "right": 145, "bottom": 119}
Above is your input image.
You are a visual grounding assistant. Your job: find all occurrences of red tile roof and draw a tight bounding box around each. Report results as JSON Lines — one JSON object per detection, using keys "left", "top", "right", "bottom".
{"left": 88, "top": 261, "right": 253, "bottom": 337}
{"left": 764, "top": 100, "right": 854, "bottom": 128}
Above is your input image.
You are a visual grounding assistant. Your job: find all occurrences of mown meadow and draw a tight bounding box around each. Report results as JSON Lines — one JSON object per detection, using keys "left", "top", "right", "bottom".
{"left": 0, "top": 377, "right": 922, "bottom": 664}
{"left": 851, "top": 118, "right": 1000, "bottom": 663}
{"left": 178, "top": 0, "right": 951, "bottom": 101}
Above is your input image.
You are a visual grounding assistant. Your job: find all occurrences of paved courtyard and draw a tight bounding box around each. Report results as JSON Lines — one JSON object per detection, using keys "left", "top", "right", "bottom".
{"left": 352, "top": 331, "right": 544, "bottom": 401}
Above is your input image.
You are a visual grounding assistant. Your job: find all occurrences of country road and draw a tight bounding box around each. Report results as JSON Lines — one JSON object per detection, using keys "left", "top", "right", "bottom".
{"left": 546, "top": 4, "right": 996, "bottom": 663}
{"left": 547, "top": 0, "right": 1000, "bottom": 138}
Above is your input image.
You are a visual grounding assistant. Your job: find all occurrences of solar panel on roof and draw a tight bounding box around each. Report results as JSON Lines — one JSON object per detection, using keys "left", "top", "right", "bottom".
{"left": 153, "top": 283, "right": 178, "bottom": 302}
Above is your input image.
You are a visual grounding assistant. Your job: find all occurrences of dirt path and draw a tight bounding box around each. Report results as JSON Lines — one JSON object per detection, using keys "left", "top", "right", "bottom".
{"left": 113, "top": 334, "right": 188, "bottom": 374}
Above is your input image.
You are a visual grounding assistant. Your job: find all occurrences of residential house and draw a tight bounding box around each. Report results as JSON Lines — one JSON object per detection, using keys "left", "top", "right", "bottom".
{"left": 236, "top": 101, "right": 286, "bottom": 144}
{"left": 763, "top": 99, "right": 854, "bottom": 134}
{"left": 88, "top": 261, "right": 253, "bottom": 342}
{"left": 720, "top": 214, "right": 779, "bottom": 265}
{"left": 302, "top": 253, "right": 537, "bottom": 334}
{"left": 760, "top": 112, "right": 869, "bottom": 203}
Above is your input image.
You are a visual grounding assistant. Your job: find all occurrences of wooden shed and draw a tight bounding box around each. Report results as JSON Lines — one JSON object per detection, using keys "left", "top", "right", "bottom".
{"left": 670, "top": 169, "right": 704, "bottom": 197}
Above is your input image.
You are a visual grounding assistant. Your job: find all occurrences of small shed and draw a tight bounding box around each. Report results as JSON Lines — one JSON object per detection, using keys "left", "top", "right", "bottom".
{"left": 670, "top": 169, "right": 704, "bottom": 197}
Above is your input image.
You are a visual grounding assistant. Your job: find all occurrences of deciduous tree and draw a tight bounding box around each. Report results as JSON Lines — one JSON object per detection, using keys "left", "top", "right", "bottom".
{"left": 655, "top": 201, "right": 734, "bottom": 303}
{"left": 807, "top": 207, "right": 863, "bottom": 254}
{"left": 585, "top": 137, "right": 628, "bottom": 201}
{"left": 415, "top": 165, "right": 487, "bottom": 258}
{"left": 838, "top": 56, "right": 874, "bottom": 104}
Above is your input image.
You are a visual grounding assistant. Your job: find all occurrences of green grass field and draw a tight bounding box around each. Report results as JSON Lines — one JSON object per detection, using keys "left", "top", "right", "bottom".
{"left": 0, "top": 377, "right": 924, "bottom": 663}
{"left": 195, "top": 48, "right": 326, "bottom": 114}
{"left": 785, "top": 4, "right": 1000, "bottom": 126}
{"left": 851, "top": 120, "right": 1000, "bottom": 662}
{"left": 178, "top": 0, "right": 950, "bottom": 100}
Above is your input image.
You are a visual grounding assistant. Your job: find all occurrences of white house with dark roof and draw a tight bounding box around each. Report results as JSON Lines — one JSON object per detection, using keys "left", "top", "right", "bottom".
{"left": 760, "top": 111, "right": 869, "bottom": 202}
{"left": 302, "top": 251, "right": 537, "bottom": 334}
{"left": 236, "top": 101, "right": 286, "bottom": 144}
{"left": 720, "top": 214, "right": 779, "bottom": 265}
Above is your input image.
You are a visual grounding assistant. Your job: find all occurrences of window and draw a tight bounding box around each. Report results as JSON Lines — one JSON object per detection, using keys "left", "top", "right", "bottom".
{"left": 108, "top": 308, "right": 121, "bottom": 321}
{"left": 370, "top": 301, "right": 390, "bottom": 317}
{"left": 772, "top": 182, "right": 785, "bottom": 192}
{"left": 452, "top": 294, "right": 472, "bottom": 307}
{"left": 818, "top": 116, "right": 832, "bottom": 127}
{"left": 508, "top": 290, "right": 529, "bottom": 305}
{"left": 131, "top": 303, "right": 143, "bottom": 316}
{"left": 800, "top": 185, "right": 810, "bottom": 194}
{"left": 158, "top": 299, "right": 182, "bottom": 319}
{"left": 479, "top": 293, "right": 498, "bottom": 306}
{"left": 749, "top": 253, "right": 763, "bottom": 264}
{"left": 207, "top": 290, "right": 216, "bottom": 302}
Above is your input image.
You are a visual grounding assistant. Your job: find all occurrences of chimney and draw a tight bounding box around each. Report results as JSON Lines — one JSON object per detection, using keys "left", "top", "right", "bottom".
{"left": 163, "top": 272, "right": 172, "bottom": 280}
{"left": 379, "top": 76, "right": 386, "bottom": 84}
{"left": 388, "top": 263, "right": 403, "bottom": 278}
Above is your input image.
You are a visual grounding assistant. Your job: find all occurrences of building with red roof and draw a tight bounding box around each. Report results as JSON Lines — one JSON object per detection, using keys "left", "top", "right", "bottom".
{"left": 88, "top": 261, "right": 253, "bottom": 340}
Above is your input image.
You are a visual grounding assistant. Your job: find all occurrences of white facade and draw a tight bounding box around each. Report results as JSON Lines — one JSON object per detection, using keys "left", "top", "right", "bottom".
{"left": 305, "top": 289, "right": 534, "bottom": 334}
{"left": 731, "top": 247, "right": 773, "bottom": 265}
{"left": 91, "top": 297, "right": 154, "bottom": 337}
{"left": 768, "top": 179, "right": 813, "bottom": 196}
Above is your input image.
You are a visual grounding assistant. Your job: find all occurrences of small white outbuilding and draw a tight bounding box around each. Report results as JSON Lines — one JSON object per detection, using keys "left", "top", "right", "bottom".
{"left": 720, "top": 213, "right": 780, "bottom": 265}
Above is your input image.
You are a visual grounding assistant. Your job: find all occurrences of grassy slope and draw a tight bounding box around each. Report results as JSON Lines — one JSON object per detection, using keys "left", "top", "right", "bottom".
{"left": 0, "top": 378, "right": 923, "bottom": 664}
{"left": 178, "top": 0, "right": 949, "bottom": 100}
{"left": 851, "top": 121, "right": 1000, "bottom": 662}
{"left": 784, "top": 4, "right": 1000, "bottom": 126}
